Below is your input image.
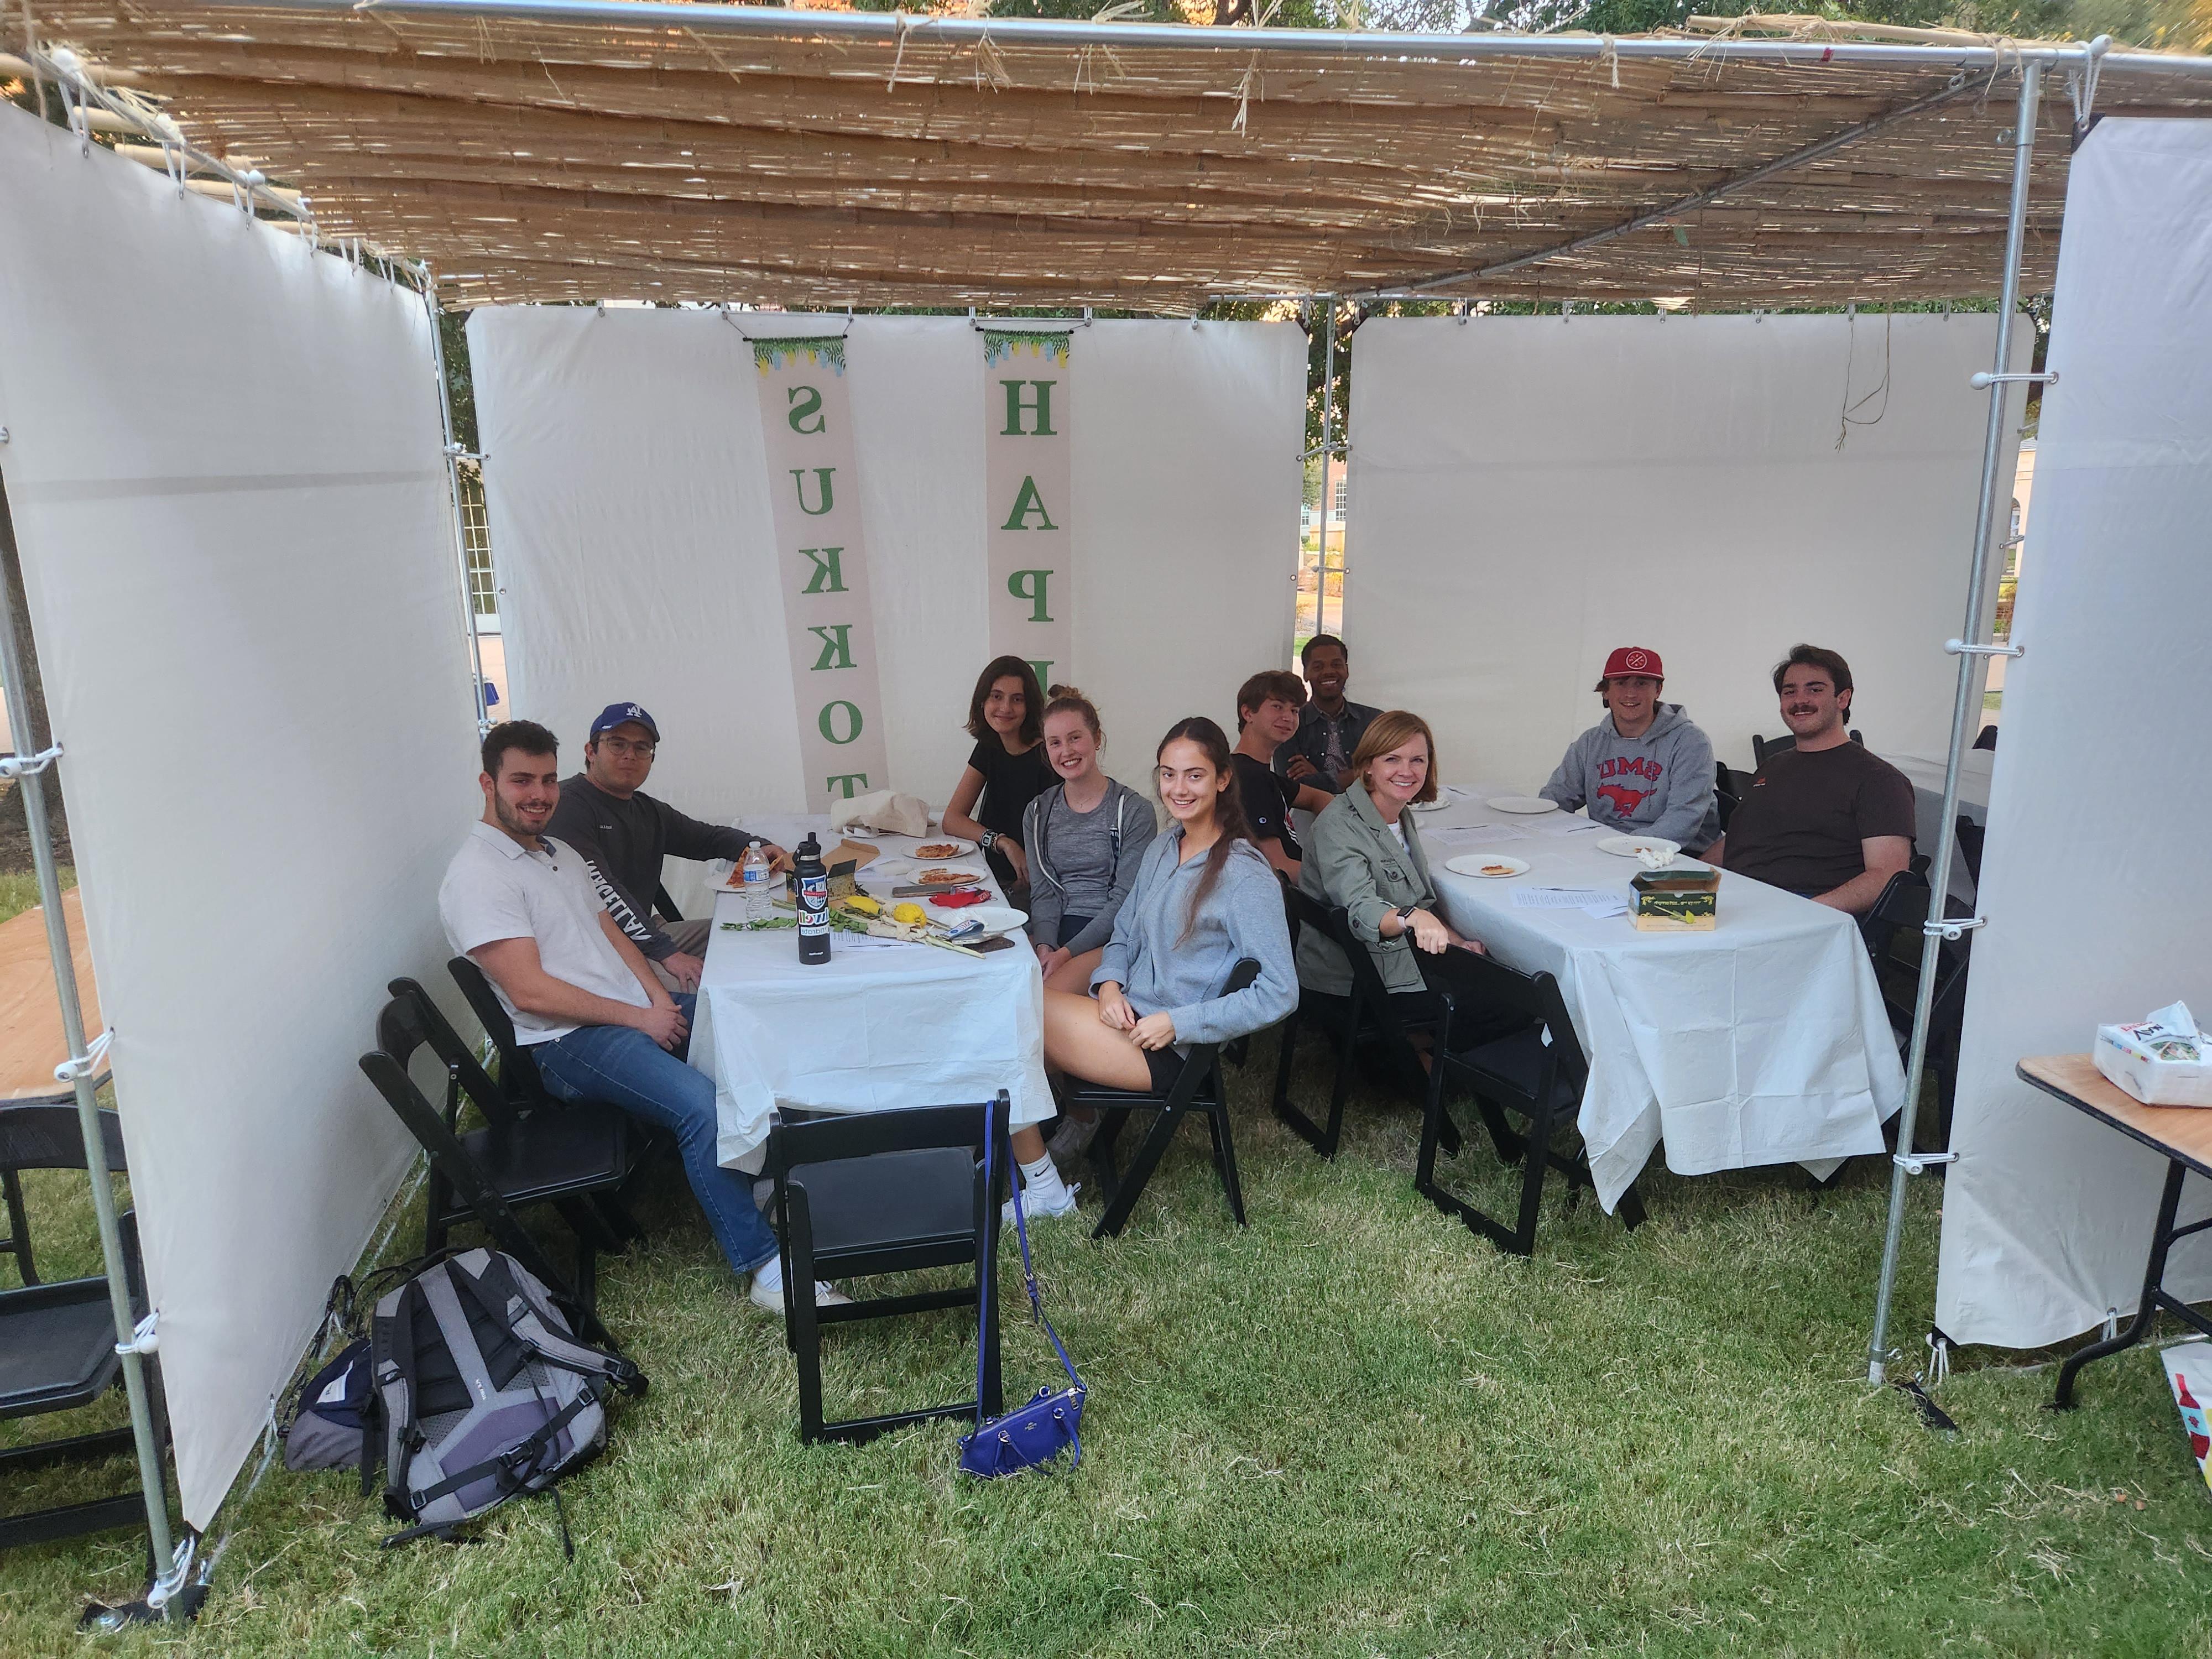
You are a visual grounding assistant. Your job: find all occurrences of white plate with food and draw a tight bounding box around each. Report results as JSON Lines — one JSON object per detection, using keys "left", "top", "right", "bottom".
{"left": 939, "top": 904, "right": 1029, "bottom": 940}
{"left": 1597, "top": 834, "right": 1682, "bottom": 860}
{"left": 913, "top": 867, "right": 986, "bottom": 886}
{"left": 1445, "top": 854, "right": 1530, "bottom": 879}
{"left": 904, "top": 837, "right": 975, "bottom": 860}
{"left": 1486, "top": 796, "right": 1558, "bottom": 815}
{"left": 1406, "top": 798, "right": 1454, "bottom": 813}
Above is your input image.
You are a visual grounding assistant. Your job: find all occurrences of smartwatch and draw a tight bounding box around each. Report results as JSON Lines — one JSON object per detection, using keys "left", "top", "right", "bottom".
{"left": 1395, "top": 903, "right": 1419, "bottom": 927}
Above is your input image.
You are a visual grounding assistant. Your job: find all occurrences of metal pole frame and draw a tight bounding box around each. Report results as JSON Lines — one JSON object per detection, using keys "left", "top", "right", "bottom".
{"left": 420, "top": 265, "right": 493, "bottom": 736}
{"left": 1866, "top": 59, "right": 2045, "bottom": 1389}
{"left": 0, "top": 512, "right": 180, "bottom": 1588}
{"left": 1312, "top": 296, "right": 1339, "bottom": 649}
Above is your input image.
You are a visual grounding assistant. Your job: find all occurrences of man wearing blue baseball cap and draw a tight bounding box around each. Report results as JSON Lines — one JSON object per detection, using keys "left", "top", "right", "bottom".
{"left": 546, "top": 702, "right": 787, "bottom": 992}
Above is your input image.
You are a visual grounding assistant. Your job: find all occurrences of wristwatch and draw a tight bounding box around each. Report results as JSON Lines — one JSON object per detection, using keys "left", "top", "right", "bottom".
{"left": 1395, "top": 903, "right": 1419, "bottom": 927}
{"left": 979, "top": 830, "right": 1000, "bottom": 852}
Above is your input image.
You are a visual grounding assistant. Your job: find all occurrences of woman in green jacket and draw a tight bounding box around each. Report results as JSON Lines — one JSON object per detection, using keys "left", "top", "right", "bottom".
{"left": 1296, "top": 708, "right": 1485, "bottom": 1027}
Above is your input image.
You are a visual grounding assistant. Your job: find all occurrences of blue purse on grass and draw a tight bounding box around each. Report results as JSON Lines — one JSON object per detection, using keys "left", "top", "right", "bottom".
{"left": 958, "top": 1121, "right": 1086, "bottom": 1478}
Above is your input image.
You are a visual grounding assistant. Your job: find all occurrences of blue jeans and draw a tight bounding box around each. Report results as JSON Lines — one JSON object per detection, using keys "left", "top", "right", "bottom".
{"left": 534, "top": 994, "right": 778, "bottom": 1277}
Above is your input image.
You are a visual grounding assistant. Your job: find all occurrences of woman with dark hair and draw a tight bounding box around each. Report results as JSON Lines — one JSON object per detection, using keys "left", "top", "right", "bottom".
{"left": 943, "top": 655, "right": 1051, "bottom": 895}
{"left": 1298, "top": 710, "right": 1488, "bottom": 1038}
{"left": 1028, "top": 717, "right": 1296, "bottom": 1204}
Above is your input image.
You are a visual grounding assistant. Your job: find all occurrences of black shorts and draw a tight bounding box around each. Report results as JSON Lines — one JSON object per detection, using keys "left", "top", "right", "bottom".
{"left": 1145, "top": 1044, "right": 1183, "bottom": 1094}
{"left": 1057, "top": 914, "right": 1095, "bottom": 950}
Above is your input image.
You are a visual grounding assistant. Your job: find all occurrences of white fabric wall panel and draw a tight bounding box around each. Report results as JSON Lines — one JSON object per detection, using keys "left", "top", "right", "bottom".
{"left": 469, "top": 311, "right": 1301, "bottom": 911}
{"left": 0, "top": 108, "right": 476, "bottom": 1525}
{"left": 1345, "top": 314, "right": 2025, "bottom": 792}
{"left": 1935, "top": 119, "right": 2212, "bottom": 1350}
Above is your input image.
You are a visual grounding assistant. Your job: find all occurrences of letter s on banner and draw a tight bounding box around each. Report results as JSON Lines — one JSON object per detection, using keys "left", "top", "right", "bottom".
{"left": 983, "top": 329, "right": 1073, "bottom": 683}
{"left": 750, "top": 336, "right": 890, "bottom": 811}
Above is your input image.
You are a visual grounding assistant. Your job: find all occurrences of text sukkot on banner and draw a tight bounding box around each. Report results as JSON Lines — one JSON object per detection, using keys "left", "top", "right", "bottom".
{"left": 752, "top": 335, "right": 891, "bottom": 811}
{"left": 984, "top": 329, "right": 1074, "bottom": 687}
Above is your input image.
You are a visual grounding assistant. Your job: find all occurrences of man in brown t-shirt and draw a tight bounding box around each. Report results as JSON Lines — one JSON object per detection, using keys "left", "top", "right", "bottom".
{"left": 1710, "top": 645, "right": 1916, "bottom": 914}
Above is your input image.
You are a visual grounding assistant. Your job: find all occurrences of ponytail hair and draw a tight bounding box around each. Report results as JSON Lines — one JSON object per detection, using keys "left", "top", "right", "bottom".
{"left": 1043, "top": 684, "right": 1104, "bottom": 747}
{"left": 1154, "top": 716, "right": 1257, "bottom": 941}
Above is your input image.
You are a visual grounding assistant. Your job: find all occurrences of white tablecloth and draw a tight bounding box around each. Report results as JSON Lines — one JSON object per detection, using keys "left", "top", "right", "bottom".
{"left": 1415, "top": 785, "right": 1904, "bottom": 1210}
{"left": 689, "top": 815, "right": 1054, "bottom": 1171}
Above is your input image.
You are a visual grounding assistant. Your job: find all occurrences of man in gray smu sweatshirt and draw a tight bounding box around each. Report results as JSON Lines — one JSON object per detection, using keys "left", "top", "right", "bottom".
{"left": 1539, "top": 646, "right": 1721, "bottom": 851}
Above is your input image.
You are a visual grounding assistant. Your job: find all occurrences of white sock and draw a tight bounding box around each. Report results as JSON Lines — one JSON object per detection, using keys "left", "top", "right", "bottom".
{"left": 753, "top": 1255, "right": 784, "bottom": 1294}
{"left": 1020, "top": 1152, "right": 1068, "bottom": 1200}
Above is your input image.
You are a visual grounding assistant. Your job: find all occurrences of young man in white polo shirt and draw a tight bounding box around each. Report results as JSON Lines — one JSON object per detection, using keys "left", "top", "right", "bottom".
{"left": 439, "top": 720, "right": 839, "bottom": 1313}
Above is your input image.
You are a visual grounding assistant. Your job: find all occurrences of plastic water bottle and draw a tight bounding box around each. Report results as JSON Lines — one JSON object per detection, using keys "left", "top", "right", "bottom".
{"left": 740, "top": 842, "right": 773, "bottom": 926}
{"left": 794, "top": 833, "right": 831, "bottom": 965}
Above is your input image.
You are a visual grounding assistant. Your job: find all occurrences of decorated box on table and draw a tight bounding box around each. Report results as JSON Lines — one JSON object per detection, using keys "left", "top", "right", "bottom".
{"left": 2095, "top": 1002, "right": 2212, "bottom": 1107}
{"left": 1629, "top": 864, "right": 1719, "bottom": 932}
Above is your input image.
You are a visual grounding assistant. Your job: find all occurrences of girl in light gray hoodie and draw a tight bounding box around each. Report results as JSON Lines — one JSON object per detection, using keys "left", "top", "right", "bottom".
{"left": 1540, "top": 685, "right": 1720, "bottom": 852}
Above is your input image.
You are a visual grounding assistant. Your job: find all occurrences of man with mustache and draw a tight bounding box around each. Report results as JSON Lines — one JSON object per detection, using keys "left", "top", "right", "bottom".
{"left": 437, "top": 720, "right": 838, "bottom": 1313}
{"left": 1707, "top": 645, "right": 1916, "bottom": 915}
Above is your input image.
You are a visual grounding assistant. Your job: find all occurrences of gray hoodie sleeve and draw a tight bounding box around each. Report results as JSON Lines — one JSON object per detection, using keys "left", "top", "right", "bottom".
{"left": 1021, "top": 791, "right": 1065, "bottom": 948}
{"left": 1645, "top": 722, "right": 1718, "bottom": 847}
{"left": 1540, "top": 729, "right": 1594, "bottom": 812}
{"left": 1061, "top": 785, "right": 1157, "bottom": 957}
{"left": 1163, "top": 849, "right": 1298, "bottom": 1046}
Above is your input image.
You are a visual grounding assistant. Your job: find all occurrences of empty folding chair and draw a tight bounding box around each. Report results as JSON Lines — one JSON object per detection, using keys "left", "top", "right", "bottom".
{"left": 0, "top": 1103, "right": 168, "bottom": 1554}
{"left": 1074, "top": 959, "right": 1260, "bottom": 1239}
{"left": 764, "top": 1095, "right": 1007, "bottom": 1444}
{"left": 361, "top": 988, "right": 644, "bottom": 1345}
{"left": 1417, "top": 947, "right": 1645, "bottom": 1256}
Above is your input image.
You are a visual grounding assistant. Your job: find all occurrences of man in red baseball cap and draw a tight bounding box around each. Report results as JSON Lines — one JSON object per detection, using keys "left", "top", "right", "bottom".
{"left": 1539, "top": 646, "right": 1720, "bottom": 852}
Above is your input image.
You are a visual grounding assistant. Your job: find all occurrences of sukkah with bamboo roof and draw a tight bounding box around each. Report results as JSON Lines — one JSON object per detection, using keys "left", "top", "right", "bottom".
{"left": 12, "top": 1, "right": 2212, "bottom": 310}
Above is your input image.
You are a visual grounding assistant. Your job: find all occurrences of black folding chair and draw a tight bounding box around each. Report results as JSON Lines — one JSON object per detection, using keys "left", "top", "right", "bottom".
{"left": 446, "top": 952, "right": 554, "bottom": 1117}
{"left": 1856, "top": 872, "right": 1974, "bottom": 1149}
{"left": 1270, "top": 889, "right": 1487, "bottom": 1163}
{"left": 1075, "top": 959, "right": 1261, "bottom": 1239}
{"left": 1752, "top": 729, "right": 1862, "bottom": 765}
{"left": 1416, "top": 947, "right": 1645, "bottom": 1256}
{"left": 1955, "top": 815, "right": 1985, "bottom": 885}
{"left": 1, "top": 1104, "right": 168, "bottom": 1554}
{"left": 360, "top": 989, "right": 643, "bottom": 1345}
{"left": 1713, "top": 759, "right": 1739, "bottom": 834}
{"left": 389, "top": 977, "right": 652, "bottom": 1256}
{"left": 764, "top": 1095, "right": 1006, "bottom": 1445}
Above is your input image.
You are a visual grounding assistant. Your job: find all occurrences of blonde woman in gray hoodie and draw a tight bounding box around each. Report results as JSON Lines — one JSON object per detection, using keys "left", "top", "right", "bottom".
{"left": 1539, "top": 645, "right": 1720, "bottom": 853}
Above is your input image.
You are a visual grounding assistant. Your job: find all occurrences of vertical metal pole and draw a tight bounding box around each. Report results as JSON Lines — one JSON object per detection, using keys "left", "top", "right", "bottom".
{"left": 0, "top": 541, "right": 176, "bottom": 1574}
{"left": 421, "top": 265, "right": 491, "bottom": 734}
{"left": 1867, "top": 60, "right": 2043, "bottom": 1387}
{"left": 1314, "top": 296, "right": 1338, "bottom": 638}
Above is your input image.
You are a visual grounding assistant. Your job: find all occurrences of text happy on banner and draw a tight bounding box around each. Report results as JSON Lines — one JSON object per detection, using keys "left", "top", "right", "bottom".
{"left": 751, "top": 335, "right": 891, "bottom": 810}
{"left": 983, "top": 329, "right": 1073, "bottom": 687}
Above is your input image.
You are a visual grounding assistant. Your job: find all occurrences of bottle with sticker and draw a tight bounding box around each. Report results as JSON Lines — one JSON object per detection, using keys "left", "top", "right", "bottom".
{"left": 794, "top": 832, "right": 831, "bottom": 964}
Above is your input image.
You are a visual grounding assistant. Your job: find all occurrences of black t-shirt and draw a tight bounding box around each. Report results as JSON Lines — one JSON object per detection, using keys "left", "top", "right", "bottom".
{"left": 967, "top": 735, "right": 1053, "bottom": 846}
{"left": 1724, "top": 741, "right": 1917, "bottom": 897}
{"left": 1233, "top": 753, "right": 1303, "bottom": 861}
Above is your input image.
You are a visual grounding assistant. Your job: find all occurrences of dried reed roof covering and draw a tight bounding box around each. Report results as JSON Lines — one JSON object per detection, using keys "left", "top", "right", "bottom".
{"left": 27, "top": 0, "right": 2212, "bottom": 309}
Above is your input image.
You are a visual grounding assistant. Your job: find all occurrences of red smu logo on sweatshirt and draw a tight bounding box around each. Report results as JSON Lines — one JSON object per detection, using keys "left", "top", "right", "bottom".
{"left": 1594, "top": 754, "right": 1663, "bottom": 817}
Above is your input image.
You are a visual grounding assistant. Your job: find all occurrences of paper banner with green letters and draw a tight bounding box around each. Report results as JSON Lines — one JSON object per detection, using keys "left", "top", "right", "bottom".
{"left": 983, "top": 328, "right": 1073, "bottom": 690}
{"left": 752, "top": 335, "right": 890, "bottom": 810}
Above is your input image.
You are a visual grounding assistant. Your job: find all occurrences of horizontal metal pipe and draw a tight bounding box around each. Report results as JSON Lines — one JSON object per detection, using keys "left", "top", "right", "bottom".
{"left": 217, "top": 0, "right": 2212, "bottom": 80}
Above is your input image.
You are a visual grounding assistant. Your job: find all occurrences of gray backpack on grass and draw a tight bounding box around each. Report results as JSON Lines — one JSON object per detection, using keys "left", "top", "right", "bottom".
{"left": 370, "top": 1248, "right": 645, "bottom": 1554}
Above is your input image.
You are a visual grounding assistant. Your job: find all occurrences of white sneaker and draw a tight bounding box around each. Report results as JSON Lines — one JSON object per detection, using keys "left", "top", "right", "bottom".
{"left": 1003, "top": 1180, "right": 1081, "bottom": 1226}
{"left": 749, "top": 1276, "right": 854, "bottom": 1314}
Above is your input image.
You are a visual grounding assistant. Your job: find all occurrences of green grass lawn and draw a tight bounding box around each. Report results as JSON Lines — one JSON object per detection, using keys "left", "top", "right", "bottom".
{"left": 6, "top": 1032, "right": 2212, "bottom": 1656}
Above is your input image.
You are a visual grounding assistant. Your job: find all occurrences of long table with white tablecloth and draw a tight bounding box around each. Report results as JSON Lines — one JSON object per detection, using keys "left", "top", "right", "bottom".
{"left": 688, "top": 814, "right": 1053, "bottom": 1172}
{"left": 1414, "top": 785, "right": 1905, "bottom": 1209}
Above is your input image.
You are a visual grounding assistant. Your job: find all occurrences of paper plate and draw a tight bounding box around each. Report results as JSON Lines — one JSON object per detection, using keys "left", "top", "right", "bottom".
{"left": 1445, "top": 853, "right": 1530, "bottom": 879}
{"left": 942, "top": 904, "right": 1029, "bottom": 940}
{"left": 1406, "top": 798, "right": 1453, "bottom": 813}
{"left": 1597, "top": 834, "right": 1682, "bottom": 860}
{"left": 901, "top": 837, "right": 976, "bottom": 859}
{"left": 1486, "top": 796, "right": 1558, "bottom": 815}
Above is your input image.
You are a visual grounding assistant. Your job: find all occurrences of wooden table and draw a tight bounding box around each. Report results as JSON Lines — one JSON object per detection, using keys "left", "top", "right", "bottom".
{"left": 2017, "top": 1054, "right": 2212, "bottom": 1407}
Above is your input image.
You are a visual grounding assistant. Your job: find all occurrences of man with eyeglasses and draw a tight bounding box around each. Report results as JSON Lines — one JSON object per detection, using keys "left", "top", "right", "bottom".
{"left": 546, "top": 702, "right": 787, "bottom": 992}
